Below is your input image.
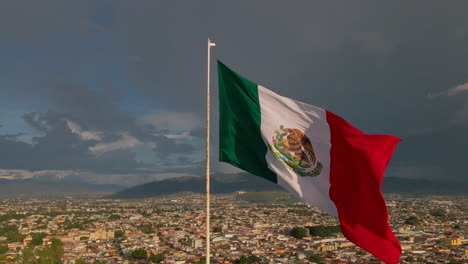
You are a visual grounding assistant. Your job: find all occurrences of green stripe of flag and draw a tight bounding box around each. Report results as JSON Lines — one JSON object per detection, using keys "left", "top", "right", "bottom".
{"left": 217, "top": 61, "right": 277, "bottom": 183}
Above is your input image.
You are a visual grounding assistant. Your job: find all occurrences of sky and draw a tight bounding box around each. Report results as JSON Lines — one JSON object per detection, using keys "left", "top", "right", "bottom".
{"left": 0, "top": 0, "right": 467, "bottom": 186}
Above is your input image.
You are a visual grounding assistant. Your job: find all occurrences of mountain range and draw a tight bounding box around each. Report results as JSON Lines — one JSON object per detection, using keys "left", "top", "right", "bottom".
{"left": 0, "top": 173, "right": 466, "bottom": 198}
{"left": 0, "top": 178, "right": 124, "bottom": 197}
{"left": 111, "top": 173, "right": 467, "bottom": 198}
{"left": 111, "top": 173, "right": 282, "bottom": 198}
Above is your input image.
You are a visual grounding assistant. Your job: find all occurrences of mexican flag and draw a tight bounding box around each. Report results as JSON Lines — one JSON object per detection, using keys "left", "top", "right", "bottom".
{"left": 218, "top": 61, "right": 401, "bottom": 264}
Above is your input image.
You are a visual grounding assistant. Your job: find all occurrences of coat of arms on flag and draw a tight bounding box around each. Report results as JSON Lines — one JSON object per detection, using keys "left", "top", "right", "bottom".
{"left": 268, "top": 125, "right": 323, "bottom": 177}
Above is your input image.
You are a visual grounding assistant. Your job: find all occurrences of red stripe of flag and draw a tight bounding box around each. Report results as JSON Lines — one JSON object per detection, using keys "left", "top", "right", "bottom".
{"left": 326, "top": 110, "right": 402, "bottom": 264}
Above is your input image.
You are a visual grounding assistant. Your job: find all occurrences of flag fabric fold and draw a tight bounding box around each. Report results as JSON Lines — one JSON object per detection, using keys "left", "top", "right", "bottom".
{"left": 218, "top": 60, "right": 401, "bottom": 264}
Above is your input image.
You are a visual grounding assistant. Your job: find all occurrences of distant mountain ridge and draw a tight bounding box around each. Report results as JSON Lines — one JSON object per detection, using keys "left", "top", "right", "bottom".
{"left": 381, "top": 177, "right": 467, "bottom": 195}
{"left": 112, "top": 173, "right": 467, "bottom": 198}
{"left": 1, "top": 174, "right": 465, "bottom": 198}
{"left": 111, "top": 173, "right": 282, "bottom": 198}
{"left": 0, "top": 179, "right": 124, "bottom": 197}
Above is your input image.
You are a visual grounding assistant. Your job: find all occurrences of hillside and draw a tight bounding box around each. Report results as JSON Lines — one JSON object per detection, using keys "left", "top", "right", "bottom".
{"left": 112, "top": 173, "right": 467, "bottom": 199}
{"left": 111, "top": 173, "right": 282, "bottom": 198}
{"left": 0, "top": 179, "right": 124, "bottom": 197}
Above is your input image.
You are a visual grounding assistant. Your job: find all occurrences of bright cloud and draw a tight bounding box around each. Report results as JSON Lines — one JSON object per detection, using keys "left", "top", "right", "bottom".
{"left": 66, "top": 120, "right": 102, "bottom": 141}
{"left": 164, "top": 131, "right": 195, "bottom": 140}
{"left": 89, "top": 132, "right": 141, "bottom": 155}
{"left": 428, "top": 82, "right": 468, "bottom": 99}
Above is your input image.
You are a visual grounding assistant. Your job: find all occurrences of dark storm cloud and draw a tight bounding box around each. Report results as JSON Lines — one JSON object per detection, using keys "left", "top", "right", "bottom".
{"left": 1, "top": 1, "right": 467, "bottom": 183}
{"left": 0, "top": 111, "right": 143, "bottom": 173}
{"left": 0, "top": 1, "right": 90, "bottom": 41}
{"left": 45, "top": 77, "right": 134, "bottom": 132}
{"left": 116, "top": 0, "right": 468, "bottom": 183}
{"left": 1, "top": 106, "right": 201, "bottom": 175}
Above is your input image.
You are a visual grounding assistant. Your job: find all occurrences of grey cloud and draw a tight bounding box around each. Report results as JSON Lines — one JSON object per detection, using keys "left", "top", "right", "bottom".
{"left": 152, "top": 136, "right": 196, "bottom": 158}
{"left": 2, "top": 109, "right": 203, "bottom": 176}
{"left": 0, "top": 0, "right": 91, "bottom": 41}
{"left": 22, "top": 112, "right": 50, "bottom": 132}
{"left": 455, "top": 98, "right": 468, "bottom": 124}
{"left": 1, "top": 112, "right": 142, "bottom": 174}
{"left": 116, "top": 0, "right": 468, "bottom": 183}
{"left": 1, "top": 0, "right": 468, "bottom": 184}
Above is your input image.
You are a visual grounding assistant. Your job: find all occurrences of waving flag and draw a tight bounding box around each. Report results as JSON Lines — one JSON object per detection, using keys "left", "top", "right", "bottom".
{"left": 218, "top": 61, "right": 401, "bottom": 264}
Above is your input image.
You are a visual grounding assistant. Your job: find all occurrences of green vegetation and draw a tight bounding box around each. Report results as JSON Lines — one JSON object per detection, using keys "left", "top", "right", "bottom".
{"left": 50, "top": 238, "right": 62, "bottom": 247}
{"left": 138, "top": 223, "right": 154, "bottom": 234}
{"left": 405, "top": 216, "right": 421, "bottom": 225}
{"left": 75, "top": 259, "right": 87, "bottom": 264}
{"left": 63, "top": 221, "right": 84, "bottom": 230}
{"left": 430, "top": 208, "right": 446, "bottom": 217}
{"left": 212, "top": 227, "right": 222, "bottom": 233}
{"left": 30, "top": 232, "right": 47, "bottom": 246}
{"left": 309, "top": 255, "right": 324, "bottom": 263}
{"left": 131, "top": 249, "right": 148, "bottom": 259}
{"left": 0, "top": 245, "right": 8, "bottom": 254}
{"left": 307, "top": 225, "right": 340, "bottom": 237}
{"left": 80, "top": 236, "right": 89, "bottom": 241}
{"left": 150, "top": 252, "right": 167, "bottom": 263}
{"left": 36, "top": 245, "right": 64, "bottom": 264}
{"left": 108, "top": 214, "right": 121, "bottom": 221}
{"left": 114, "top": 230, "right": 124, "bottom": 238}
{"left": 0, "top": 225, "right": 25, "bottom": 243}
{"left": 0, "top": 213, "right": 27, "bottom": 223}
{"left": 234, "top": 255, "right": 261, "bottom": 264}
{"left": 20, "top": 240, "right": 64, "bottom": 264}
{"left": 289, "top": 227, "right": 308, "bottom": 239}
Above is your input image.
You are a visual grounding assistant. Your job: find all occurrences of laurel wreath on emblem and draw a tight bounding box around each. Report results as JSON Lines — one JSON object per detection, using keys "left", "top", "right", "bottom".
{"left": 267, "top": 125, "right": 323, "bottom": 177}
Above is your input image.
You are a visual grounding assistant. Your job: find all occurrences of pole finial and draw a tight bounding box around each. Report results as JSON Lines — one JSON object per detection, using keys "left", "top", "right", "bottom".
{"left": 208, "top": 38, "right": 216, "bottom": 47}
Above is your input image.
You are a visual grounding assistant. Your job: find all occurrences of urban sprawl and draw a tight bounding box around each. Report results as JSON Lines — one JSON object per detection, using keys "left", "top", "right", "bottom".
{"left": 0, "top": 193, "right": 466, "bottom": 264}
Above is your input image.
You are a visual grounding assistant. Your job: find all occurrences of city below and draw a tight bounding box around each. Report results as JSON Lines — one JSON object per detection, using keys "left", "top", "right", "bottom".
{"left": 0, "top": 192, "right": 466, "bottom": 264}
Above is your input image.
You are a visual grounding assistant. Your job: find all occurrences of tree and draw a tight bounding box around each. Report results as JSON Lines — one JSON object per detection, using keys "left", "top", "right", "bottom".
{"left": 192, "top": 257, "right": 206, "bottom": 264}
{"left": 150, "top": 252, "right": 166, "bottom": 263}
{"left": 114, "top": 230, "right": 124, "bottom": 238}
{"left": 234, "top": 255, "right": 261, "bottom": 264}
{"left": 0, "top": 245, "right": 8, "bottom": 254}
{"left": 30, "top": 232, "right": 47, "bottom": 246}
{"left": 34, "top": 236, "right": 64, "bottom": 264}
{"left": 138, "top": 223, "right": 154, "bottom": 234}
{"left": 212, "top": 226, "right": 222, "bottom": 233}
{"left": 131, "top": 249, "right": 148, "bottom": 259}
{"left": 20, "top": 246, "right": 35, "bottom": 263}
{"left": 3, "top": 225, "right": 25, "bottom": 243}
{"left": 309, "top": 255, "right": 324, "bottom": 263}
{"left": 108, "top": 215, "right": 121, "bottom": 221}
{"left": 307, "top": 225, "right": 340, "bottom": 237}
{"left": 405, "top": 216, "right": 421, "bottom": 225}
{"left": 75, "top": 259, "right": 87, "bottom": 264}
{"left": 290, "top": 227, "right": 308, "bottom": 239}
{"left": 50, "top": 238, "right": 63, "bottom": 247}
{"left": 430, "top": 209, "right": 446, "bottom": 217}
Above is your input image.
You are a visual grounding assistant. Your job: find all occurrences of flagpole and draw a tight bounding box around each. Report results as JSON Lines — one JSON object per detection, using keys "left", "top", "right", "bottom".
{"left": 206, "top": 38, "right": 215, "bottom": 264}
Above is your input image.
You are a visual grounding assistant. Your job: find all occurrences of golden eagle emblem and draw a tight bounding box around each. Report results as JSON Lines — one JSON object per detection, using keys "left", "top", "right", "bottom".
{"left": 268, "top": 125, "right": 323, "bottom": 177}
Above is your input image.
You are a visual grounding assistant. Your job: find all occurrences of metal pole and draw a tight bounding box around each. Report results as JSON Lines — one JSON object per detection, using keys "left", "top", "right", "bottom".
{"left": 206, "top": 38, "right": 215, "bottom": 264}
